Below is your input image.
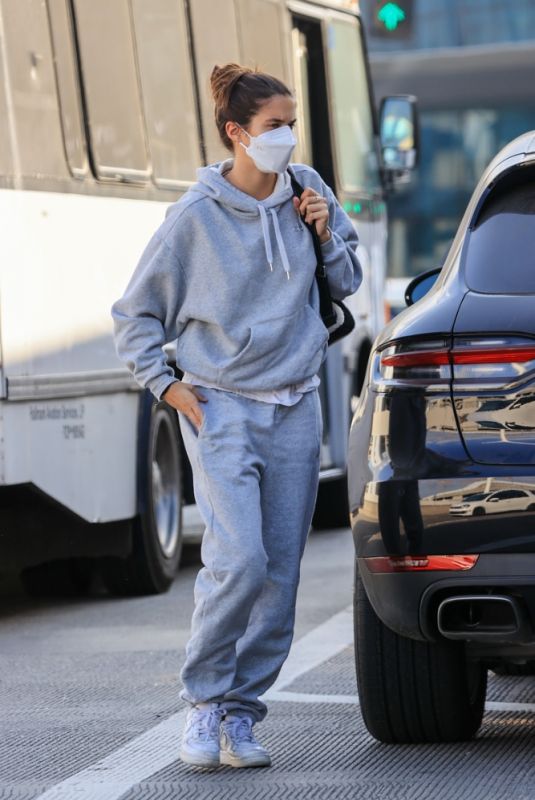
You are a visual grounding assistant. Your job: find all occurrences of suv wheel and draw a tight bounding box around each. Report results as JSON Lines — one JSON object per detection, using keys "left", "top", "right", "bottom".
{"left": 354, "top": 569, "right": 487, "bottom": 743}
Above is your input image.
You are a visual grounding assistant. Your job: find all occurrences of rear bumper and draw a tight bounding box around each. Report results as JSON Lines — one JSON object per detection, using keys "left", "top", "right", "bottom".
{"left": 358, "top": 553, "right": 535, "bottom": 652}
{"left": 349, "top": 382, "right": 535, "bottom": 654}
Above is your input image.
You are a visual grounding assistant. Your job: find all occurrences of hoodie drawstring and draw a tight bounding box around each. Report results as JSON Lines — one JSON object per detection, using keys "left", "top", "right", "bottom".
{"left": 257, "top": 204, "right": 291, "bottom": 280}
{"left": 269, "top": 208, "right": 292, "bottom": 280}
{"left": 257, "top": 204, "right": 274, "bottom": 272}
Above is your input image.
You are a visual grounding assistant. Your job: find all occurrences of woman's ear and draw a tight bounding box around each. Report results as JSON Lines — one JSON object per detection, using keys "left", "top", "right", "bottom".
{"left": 225, "top": 121, "right": 236, "bottom": 140}
{"left": 225, "top": 121, "right": 243, "bottom": 148}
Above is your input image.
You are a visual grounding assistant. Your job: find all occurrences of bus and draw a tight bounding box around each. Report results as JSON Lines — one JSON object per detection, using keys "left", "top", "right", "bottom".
{"left": 0, "top": 0, "right": 417, "bottom": 596}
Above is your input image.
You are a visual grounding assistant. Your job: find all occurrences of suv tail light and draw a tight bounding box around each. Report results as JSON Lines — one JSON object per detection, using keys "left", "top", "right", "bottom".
{"left": 375, "top": 337, "right": 535, "bottom": 390}
{"left": 363, "top": 555, "right": 479, "bottom": 573}
{"left": 451, "top": 337, "right": 535, "bottom": 388}
{"left": 376, "top": 339, "right": 451, "bottom": 389}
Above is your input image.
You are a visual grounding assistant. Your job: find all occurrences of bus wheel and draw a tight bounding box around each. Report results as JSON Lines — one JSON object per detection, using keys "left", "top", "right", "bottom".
{"left": 100, "top": 399, "right": 184, "bottom": 596}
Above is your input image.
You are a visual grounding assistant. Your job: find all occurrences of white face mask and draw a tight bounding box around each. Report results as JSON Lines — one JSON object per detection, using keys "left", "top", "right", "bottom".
{"left": 237, "top": 124, "right": 297, "bottom": 174}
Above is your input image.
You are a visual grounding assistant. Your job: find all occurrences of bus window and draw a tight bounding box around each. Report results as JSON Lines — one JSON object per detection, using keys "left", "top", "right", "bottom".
{"left": 72, "top": 0, "right": 150, "bottom": 183}
{"left": 47, "top": 0, "right": 88, "bottom": 179}
{"left": 131, "top": 0, "right": 202, "bottom": 185}
{"left": 1, "top": 0, "right": 68, "bottom": 179}
{"left": 188, "top": 0, "right": 241, "bottom": 164}
{"left": 325, "top": 17, "right": 380, "bottom": 194}
{"left": 236, "top": 0, "right": 289, "bottom": 82}
{"left": 290, "top": 27, "right": 313, "bottom": 166}
{"left": 291, "top": 14, "right": 335, "bottom": 188}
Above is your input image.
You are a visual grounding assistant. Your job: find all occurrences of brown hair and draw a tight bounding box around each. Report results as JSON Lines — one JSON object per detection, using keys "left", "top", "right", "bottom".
{"left": 210, "top": 62, "right": 293, "bottom": 152}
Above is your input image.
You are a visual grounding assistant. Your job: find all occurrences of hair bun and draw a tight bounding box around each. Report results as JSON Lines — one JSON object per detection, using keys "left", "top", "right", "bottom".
{"left": 210, "top": 63, "right": 254, "bottom": 106}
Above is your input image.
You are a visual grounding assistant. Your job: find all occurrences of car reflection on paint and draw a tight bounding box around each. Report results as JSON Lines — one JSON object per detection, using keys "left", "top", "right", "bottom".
{"left": 449, "top": 489, "right": 535, "bottom": 516}
{"left": 461, "top": 393, "right": 535, "bottom": 432}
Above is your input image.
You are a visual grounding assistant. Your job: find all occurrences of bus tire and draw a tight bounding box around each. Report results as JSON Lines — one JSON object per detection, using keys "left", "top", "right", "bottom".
{"left": 100, "top": 395, "right": 184, "bottom": 596}
{"left": 354, "top": 569, "right": 487, "bottom": 743}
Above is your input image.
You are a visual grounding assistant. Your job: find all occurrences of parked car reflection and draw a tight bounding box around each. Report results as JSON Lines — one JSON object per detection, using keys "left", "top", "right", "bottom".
{"left": 449, "top": 488, "right": 535, "bottom": 516}
{"left": 456, "top": 392, "right": 535, "bottom": 432}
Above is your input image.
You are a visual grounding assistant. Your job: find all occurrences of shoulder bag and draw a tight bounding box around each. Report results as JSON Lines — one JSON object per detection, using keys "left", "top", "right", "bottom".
{"left": 287, "top": 167, "right": 355, "bottom": 346}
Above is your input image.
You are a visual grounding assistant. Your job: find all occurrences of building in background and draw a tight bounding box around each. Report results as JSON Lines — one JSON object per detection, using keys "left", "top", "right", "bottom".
{"left": 362, "top": 0, "right": 535, "bottom": 310}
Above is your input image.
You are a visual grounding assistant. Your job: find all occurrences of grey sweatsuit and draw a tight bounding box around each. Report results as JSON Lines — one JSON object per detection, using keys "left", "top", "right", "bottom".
{"left": 110, "top": 158, "right": 362, "bottom": 722}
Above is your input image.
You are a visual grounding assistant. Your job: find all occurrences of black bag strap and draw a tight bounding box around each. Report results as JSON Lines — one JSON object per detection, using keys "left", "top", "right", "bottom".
{"left": 286, "top": 166, "right": 338, "bottom": 328}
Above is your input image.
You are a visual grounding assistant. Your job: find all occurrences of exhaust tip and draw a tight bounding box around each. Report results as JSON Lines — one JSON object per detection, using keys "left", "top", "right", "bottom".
{"left": 437, "top": 594, "right": 531, "bottom": 643}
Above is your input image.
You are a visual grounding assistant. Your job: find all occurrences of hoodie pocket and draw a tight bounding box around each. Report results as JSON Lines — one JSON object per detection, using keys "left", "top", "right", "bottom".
{"left": 217, "top": 303, "right": 328, "bottom": 379}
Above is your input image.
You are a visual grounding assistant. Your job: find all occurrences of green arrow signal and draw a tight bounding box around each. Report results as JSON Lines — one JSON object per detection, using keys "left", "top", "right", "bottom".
{"left": 377, "top": 2, "right": 406, "bottom": 32}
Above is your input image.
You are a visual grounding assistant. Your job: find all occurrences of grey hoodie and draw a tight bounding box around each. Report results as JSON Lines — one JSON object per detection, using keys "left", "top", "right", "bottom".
{"left": 110, "top": 159, "right": 362, "bottom": 402}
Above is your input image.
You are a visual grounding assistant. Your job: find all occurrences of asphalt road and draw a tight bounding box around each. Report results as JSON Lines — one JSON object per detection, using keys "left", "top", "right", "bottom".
{"left": 2, "top": 524, "right": 535, "bottom": 800}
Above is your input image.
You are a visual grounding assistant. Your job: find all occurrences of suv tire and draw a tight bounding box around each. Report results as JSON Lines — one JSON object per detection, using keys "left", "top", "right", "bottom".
{"left": 354, "top": 568, "right": 487, "bottom": 743}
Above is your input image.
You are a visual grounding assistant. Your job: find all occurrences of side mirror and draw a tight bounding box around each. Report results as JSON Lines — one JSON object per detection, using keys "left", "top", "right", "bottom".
{"left": 379, "top": 94, "right": 419, "bottom": 179}
{"left": 405, "top": 267, "right": 441, "bottom": 306}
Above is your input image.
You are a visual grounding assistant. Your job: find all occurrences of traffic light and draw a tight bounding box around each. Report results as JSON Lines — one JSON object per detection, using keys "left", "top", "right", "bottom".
{"left": 372, "top": 1, "right": 413, "bottom": 38}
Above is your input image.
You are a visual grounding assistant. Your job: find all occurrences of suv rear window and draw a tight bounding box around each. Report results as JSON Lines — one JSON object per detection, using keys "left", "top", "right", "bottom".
{"left": 465, "top": 179, "right": 535, "bottom": 294}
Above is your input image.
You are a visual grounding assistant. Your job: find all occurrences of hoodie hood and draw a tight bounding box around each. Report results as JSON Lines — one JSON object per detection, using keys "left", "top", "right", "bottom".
{"left": 189, "top": 157, "right": 296, "bottom": 279}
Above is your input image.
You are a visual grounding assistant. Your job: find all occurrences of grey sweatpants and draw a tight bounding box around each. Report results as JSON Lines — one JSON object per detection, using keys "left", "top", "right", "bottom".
{"left": 177, "top": 384, "right": 323, "bottom": 722}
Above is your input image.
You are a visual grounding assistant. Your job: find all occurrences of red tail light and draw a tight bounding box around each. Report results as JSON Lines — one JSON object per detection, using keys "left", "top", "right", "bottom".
{"left": 453, "top": 345, "right": 535, "bottom": 365}
{"left": 377, "top": 337, "right": 535, "bottom": 388}
{"left": 363, "top": 555, "right": 479, "bottom": 573}
{"left": 381, "top": 349, "right": 449, "bottom": 368}
{"left": 452, "top": 338, "right": 535, "bottom": 387}
{"left": 376, "top": 339, "right": 451, "bottom": 388}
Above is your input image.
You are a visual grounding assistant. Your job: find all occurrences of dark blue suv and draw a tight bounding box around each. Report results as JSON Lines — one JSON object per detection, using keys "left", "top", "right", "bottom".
{"left": 348, "top": 131, "right": 535, "bottom": 743}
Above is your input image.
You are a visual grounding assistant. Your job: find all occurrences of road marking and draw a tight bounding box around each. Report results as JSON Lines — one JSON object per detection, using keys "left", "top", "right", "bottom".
{"left": 269, "top": 694, "right": 535, "bottom": 714}
{"left": 34, "top": 712, "right": 188, "bottom": 800}
{"left": 32, "top": 604, "right": 354, "bottom": 800}
{"left": 262, "top": 604, "right": 353, "bottom": 695}
{"left": 268, "top": 690, "right": 358, "bottom": 705}
{"left": 486, "top": 701, "right": 535, "bottom": 713}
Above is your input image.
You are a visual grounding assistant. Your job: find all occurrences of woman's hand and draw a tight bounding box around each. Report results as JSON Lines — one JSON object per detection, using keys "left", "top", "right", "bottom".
{"left": 292, "top": 188, "right": 332, "bottom": 244}
{"left": 161, "top": 381, "right": 208, "bottom": 432}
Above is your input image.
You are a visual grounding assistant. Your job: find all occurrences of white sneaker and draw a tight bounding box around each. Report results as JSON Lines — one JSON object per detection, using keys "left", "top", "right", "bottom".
{"left": 179, "top": 702, "right": 225, "bottom": 768}
{"left": 219, "top": 714, "right": 271, "bottom": 768}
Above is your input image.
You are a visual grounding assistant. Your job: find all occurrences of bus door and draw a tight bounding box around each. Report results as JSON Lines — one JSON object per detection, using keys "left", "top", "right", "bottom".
{"left": 290, "top": 5, "right": 338, "bottom": 469}
{"left": 322, "top": 10, "right": 387, "bottom": 417}
{"left": 289, "top": 3, "right": 385, "bottom": 471}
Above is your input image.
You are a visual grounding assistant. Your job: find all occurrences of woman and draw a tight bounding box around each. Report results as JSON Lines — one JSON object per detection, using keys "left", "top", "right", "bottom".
{"left": 111, "top": 62, "right": 362, "bottom": 770}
